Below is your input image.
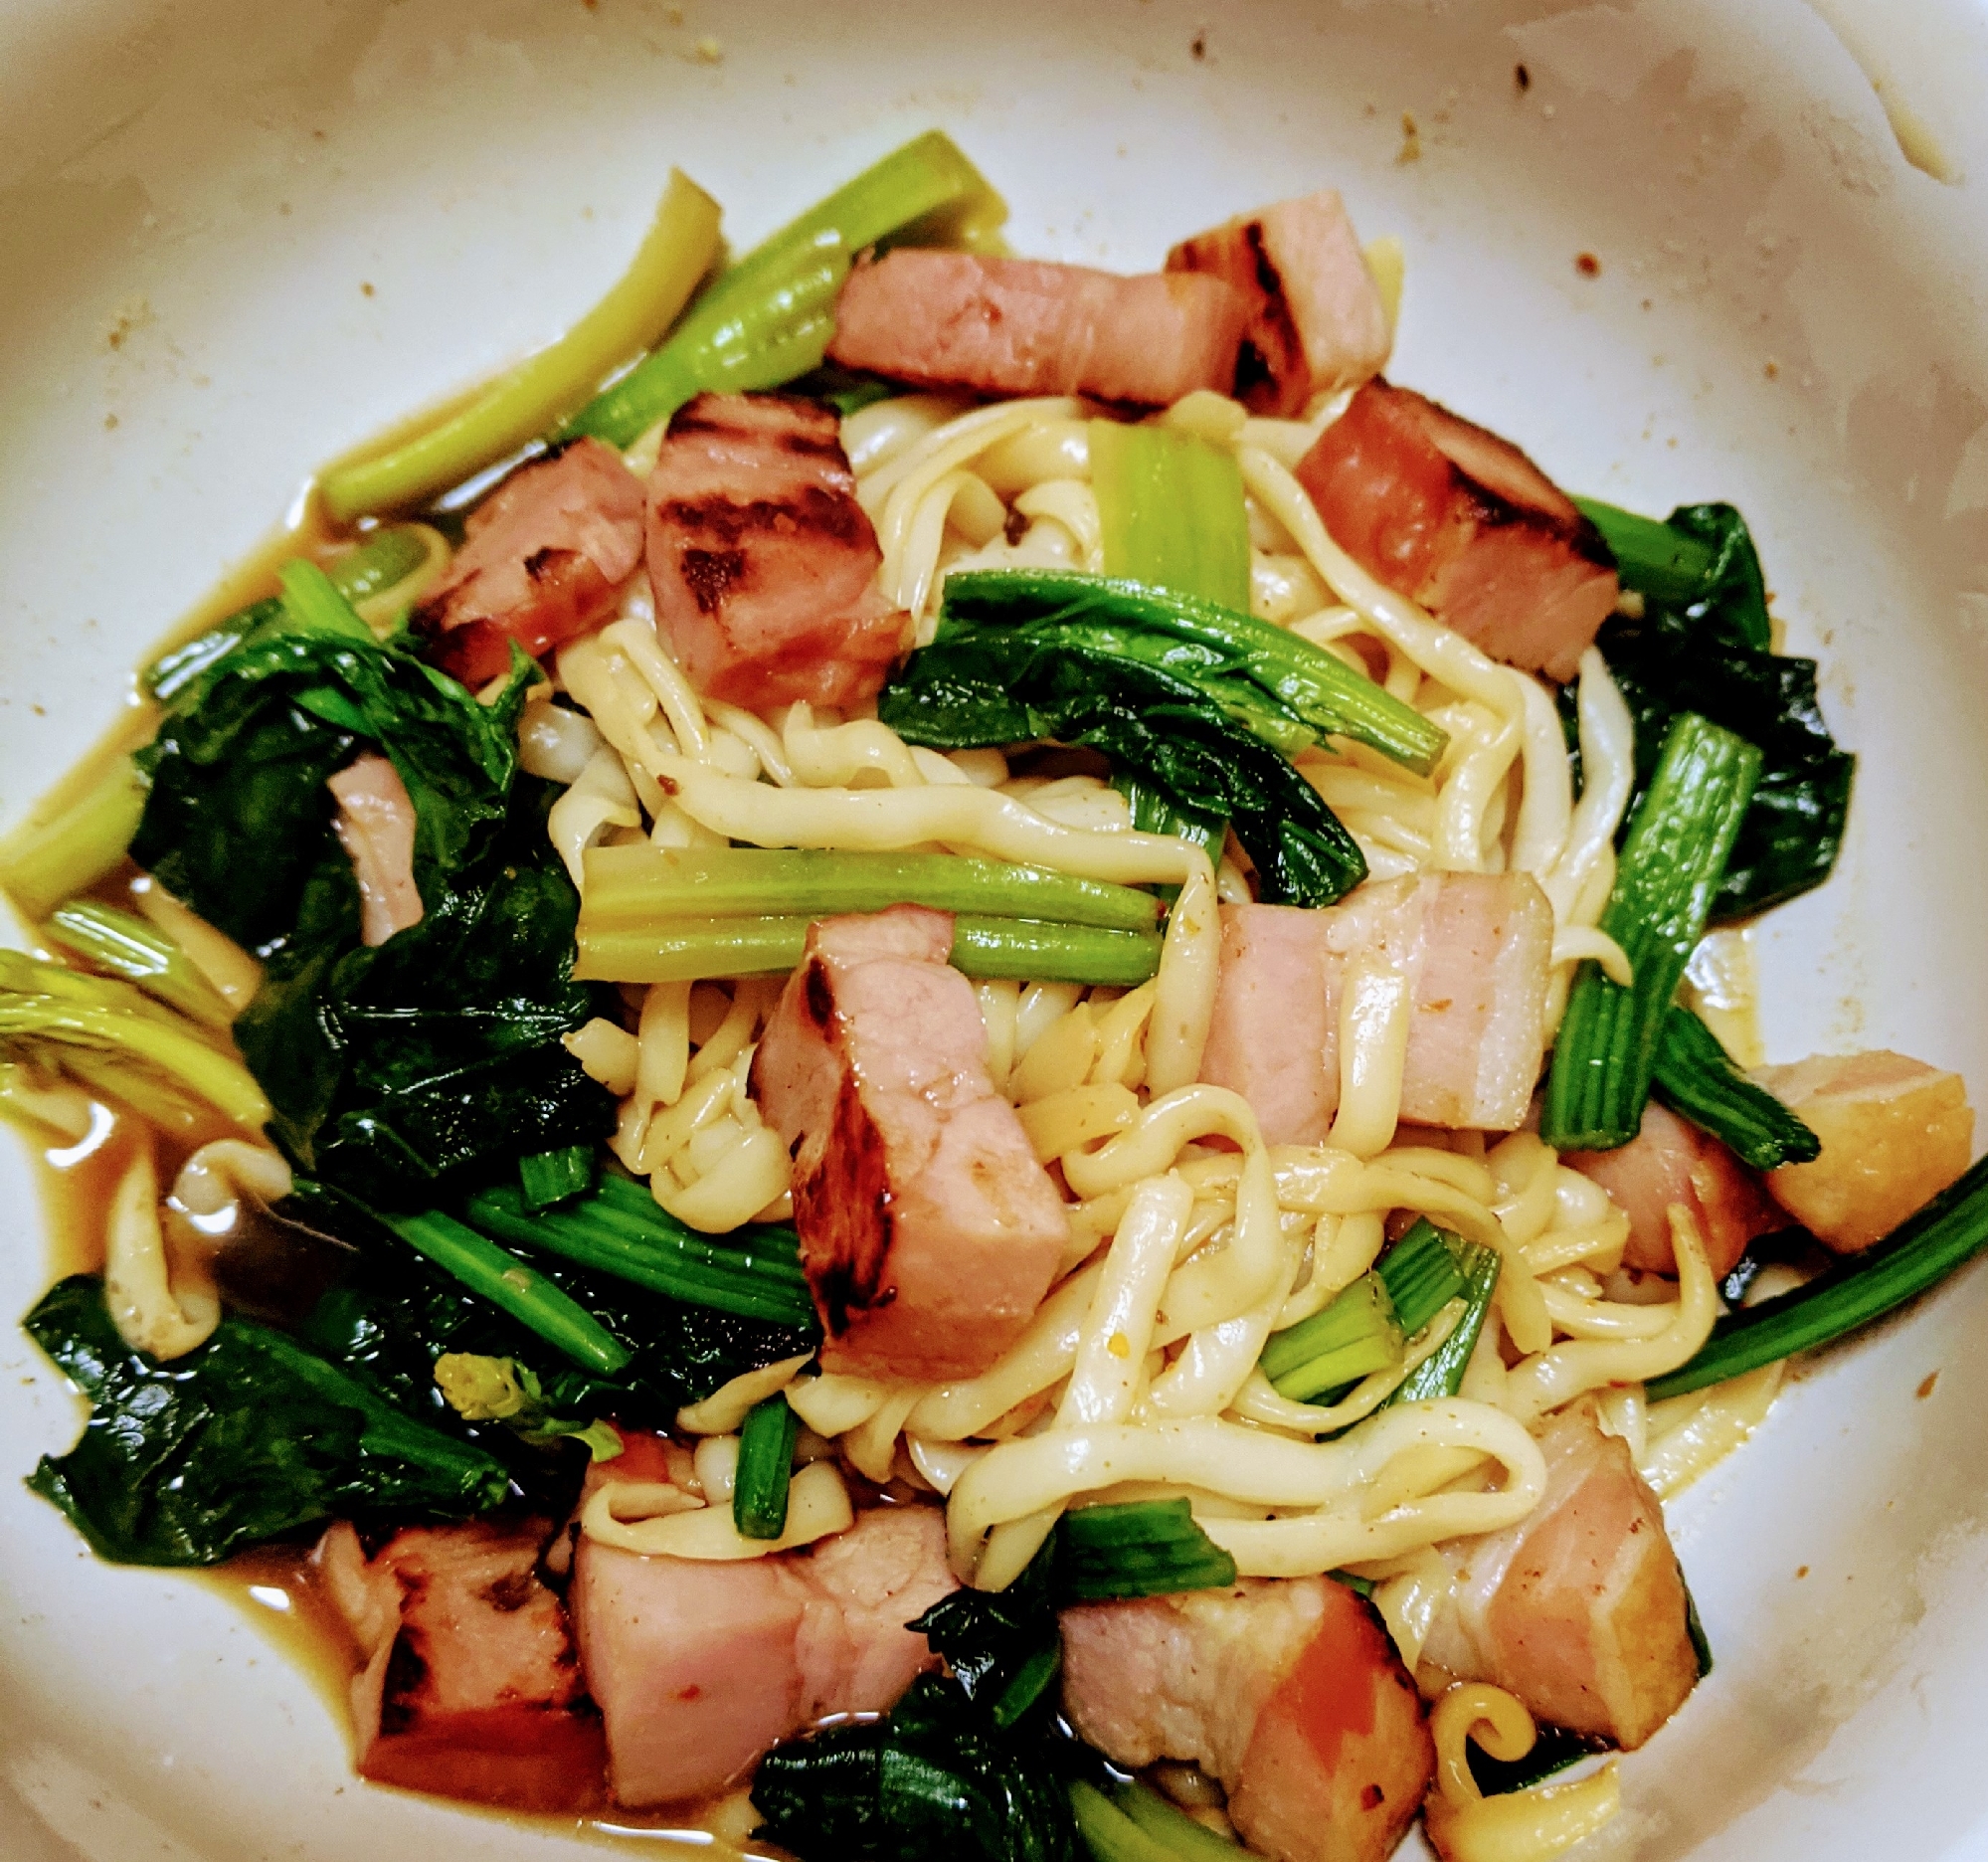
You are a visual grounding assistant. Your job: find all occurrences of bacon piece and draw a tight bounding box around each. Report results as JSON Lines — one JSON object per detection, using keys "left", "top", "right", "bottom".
{"left": 1295, "top": 380, "right": 1617, "bottom": 681}
{"left": 311, "top": 1518, "right": 605, "bottom": 1811}
{"left": 413, "top": 438, "right": 644, "bottom": 686}
{"left": 645, "top": 392, "right": 908, "bottom": 711}
{"left": 826, "top": 248, "right": 1252, "bottom": 407}
{"left": 1167, "top": 189, "right": 1391, "bottom": 416}
{"left": 1061, "top": 1577, "right": 1432, "bottom": 1862}
{"left": 1750, "top": 1049, "right": 1973, "bottom": 1252}
{"left": 571, "top": 1503, "right": 955, "bottom": 1806}
{"left": 1200, "top": 873, "right": 1553, "bottom": 1146}
{"left": 1564, "top": 1098, "right": 1783, "bottom": 1279}
{"left": 1418, "top": 1412, "right": 1699, "bottom": 1750}
{"left": 750, "top": 904, "right": 1070, "bottom": 1382}
{"left": 327, "top": 752, "right": 424, "bottom": 946}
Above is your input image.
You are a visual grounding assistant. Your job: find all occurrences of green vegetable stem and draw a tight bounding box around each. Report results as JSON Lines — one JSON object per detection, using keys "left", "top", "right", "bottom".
{"left": 320, "top": 169, "right": 723, "bottom": 518}
{"left": 575, "top": 910, "right": 1164, "bottom": 989}
{"left": 561, "top": 130, "right": 1005, "bottom": 449}
{"left": 1648, "top": 1153, "right": 1988, "bottom": 1399}
{"left": 733, "top": 1394, "right": 802, "bottom": 1540}
{"left": 1091, "top": 420, "right": 1252, "bottom": 613}
{"left": 1651, "top": 1004, "right": 1820, "bottom": 1171}
{"left": 1059, "top": 1497, "right": 1237, "bottom": 1602}
{"left": 1541, "top": 712, "right": 1762, "bottom": 1152}
{"left": 462, "top": 1176, "right": 818, "bottom": 1331}
{"left": 376, "top": 1208, "right": 634, "bottom": 1377}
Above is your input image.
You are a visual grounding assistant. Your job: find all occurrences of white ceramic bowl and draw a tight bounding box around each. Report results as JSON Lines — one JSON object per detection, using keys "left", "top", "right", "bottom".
{"left": 5, "top": 3, "right": 1988, "bottom": 1858}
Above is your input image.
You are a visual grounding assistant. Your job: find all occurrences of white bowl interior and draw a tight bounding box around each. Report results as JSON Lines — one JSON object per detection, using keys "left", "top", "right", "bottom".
{"left": 4, "top": 3, "right": 1988, "bottom": 1858}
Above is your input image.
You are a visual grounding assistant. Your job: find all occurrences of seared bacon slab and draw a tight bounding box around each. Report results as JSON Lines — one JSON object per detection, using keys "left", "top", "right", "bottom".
{"left": 1296, "top": 380, "right": 1617, "bottom": 681}
{"left": 1167, "top": 189, "right": 1391, "bottom": 416}
{"left": 1061, "top": 1576, "right": 1432, "bottom": 1862}
{"left": 1200, "top": 873, "right": 1553, "bottom": 1146}
{"left": 825, "top": 248, "right": 1252, "bottom": 407}
{"left": 1418, "top": 1411, "right": 1699, "bottom": 1750}
{"left": 312, "top": 1518, "right": 605, "bottom": 1812}
{"left": 1565, "top": 1098, "right": 1782, "bottom": 1279}
{"left": 751, "top": 905, "right": 1070, "bottom": 1381}
{"left": 327, "top": 752, "right": 423, "bottom": 947}
{"left": 646, "top": 392, "right": 908, "bottom": 710}
{"left": 413, "top": 437, "right": 644, "bottom": 686}
{"left": 572, "top": 1502, "right": 955, "bottom": 1806}
{"left": 1751, "top": 1049, "right": 1973, "bottom": 1252}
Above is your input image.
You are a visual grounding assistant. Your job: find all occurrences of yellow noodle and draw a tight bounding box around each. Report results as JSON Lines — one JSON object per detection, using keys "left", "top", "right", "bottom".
{"left": 1639, "top": 1361, "right": 1784, "bottom": 1498}
{"left": 1058, "top": 1173, "right": 1194, "bottom": 1428}
{"left": 582, "top": 1459, "right": 850, "bottom": 1560}
{"left": 907, "top": 1263, "right": 1106, "bottom": 1442}
{"left": 1015, "top": 1082, "right": 1141, "bottom": 1162}
{"left": 842, "top": 391, "right": 972, "bottom": 477}
{"left": 1425, "top": 1683, "right": 1620, "bottom": 1862}
{"left": 635, "top": 980, "right": 692, "bottom": 1110}
{"left": 1326, "top": 948, "right": 1411, "bottom": 1159}
{"left": 103, "top": 1135, "right": 218, "bottom": 1360}
{"left": 947, "top": 1401, "right": 1546, "bottom": 1580}
{"left": 677, "top": 1353, "right": 813, "bottom": 1434}
{"left": 129, "top": 877, "right": 264, "bottom": 1013}
{"left": 1504, "top": 1206, "right": 1717, "bottom": 1420}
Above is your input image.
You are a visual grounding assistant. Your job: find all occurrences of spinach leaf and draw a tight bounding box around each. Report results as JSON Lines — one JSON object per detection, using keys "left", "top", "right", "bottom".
{"left": 881, "top": 626, "right": 1365, "bottom": 908}
{"left": 752, "top": 1675, "right": 1079, "bottom": 1862}
{"left": 911, "top": 1527, "right": 1063, "bottom": 1723}
{"left": 22, "top": 1273, "right": 510, "bottom": 1567}
{"left": 1566, "top": 502, "right": 1852, "bottom": 921}
{"left": 235, "top": 778, "right": 613, "bottom": 1205}
{"left": 131, "top": 612, "right": 533, "bottom": 954}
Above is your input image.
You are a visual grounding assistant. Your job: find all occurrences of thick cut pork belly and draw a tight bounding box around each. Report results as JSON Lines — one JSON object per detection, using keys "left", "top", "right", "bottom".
{"left": 1167, "top": 188, "right": 1391, "bottom": 415}
{"left": 1295, "top": 380, "right": 1617, "bottom": 681}
{"left": 414, "top": 437, "right": 644, "bottom": 686}
{"left": 750, "top": 904, "right": 1069, "bottom": 1382}
{"left": 326, "top": 752, "right": 424, "bottom": 946}
{"left": 1200, "top": 873, "right": 1553, "bottom": 1145}
{"left": 1565, "top": 1098, "right": 1782, "bottom": 1279}
{"left": 312, "top": 1518, "right": 605, "bottom": 1812}
{"left": 1750, "top": 1049, "right": 1973, "bottom": 1252}
{"left": 1061, "top": 1576, "right": 1432, "bottom": 1862}
{"left": 825, "top": 248, "right": 1252, "bottom": 407}
{"left": 571, "top": 1503, "right": 954, "bottom": 1806}
{"left": 1418, "top": 1412, "right": 1699, "bottom": 1750}
{"left": 645, "top": 392, "right": 907, "bottom": 710}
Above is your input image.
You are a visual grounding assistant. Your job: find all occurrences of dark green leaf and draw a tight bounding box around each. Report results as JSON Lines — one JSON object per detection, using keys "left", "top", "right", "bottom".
{"left": 1560, "top": 500, "right": 1852, "bottom": 921}
{"left": 753, "top": 1675, "right": 1079, "bottom": 1862}
{"left": 22, "top": 1273, "right": 509, "bottom": 1566}
{"left": 882, "top": 630, "right": 1364, "bottom": 908}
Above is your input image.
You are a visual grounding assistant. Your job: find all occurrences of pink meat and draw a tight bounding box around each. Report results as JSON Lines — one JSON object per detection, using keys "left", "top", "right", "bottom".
{"left": 826, "top": 248, "right": 1252, "bottom": 407}
{"left": 413, "top": 437, "right": 645, "bottom": 686}
{"left": 645, "top": 391, "right": 908, "bottom": 711}
{"left": 1167, "top": 189, "right": 1391, "bottom": 416}
{"left": 1061, "top": 1576, "right": 1432, "bottom": 1862}
{"left": 1296, "top": 380, "right": 1618, "bottom": 681}
{"left": 1200, "top": 873, "right": 1553, "bottom": 1146}
{"left": 311, "top": 1518, "right": 605, "bottom": 1812}
{"left": 750, "top": 905, "right": 1070, "bottom": 1382}
{"left": 1418, "top": 1411, "right": 1700, "bottom": 1750}
{"left": 571, "top": 1502, "right": 955, "bottom": 1806}
{"left": 326, "top": 752, "right": 424, "bottom": 946}
{"left": 1565, "top": 1098, "right": 1783, "bottom": 1279}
